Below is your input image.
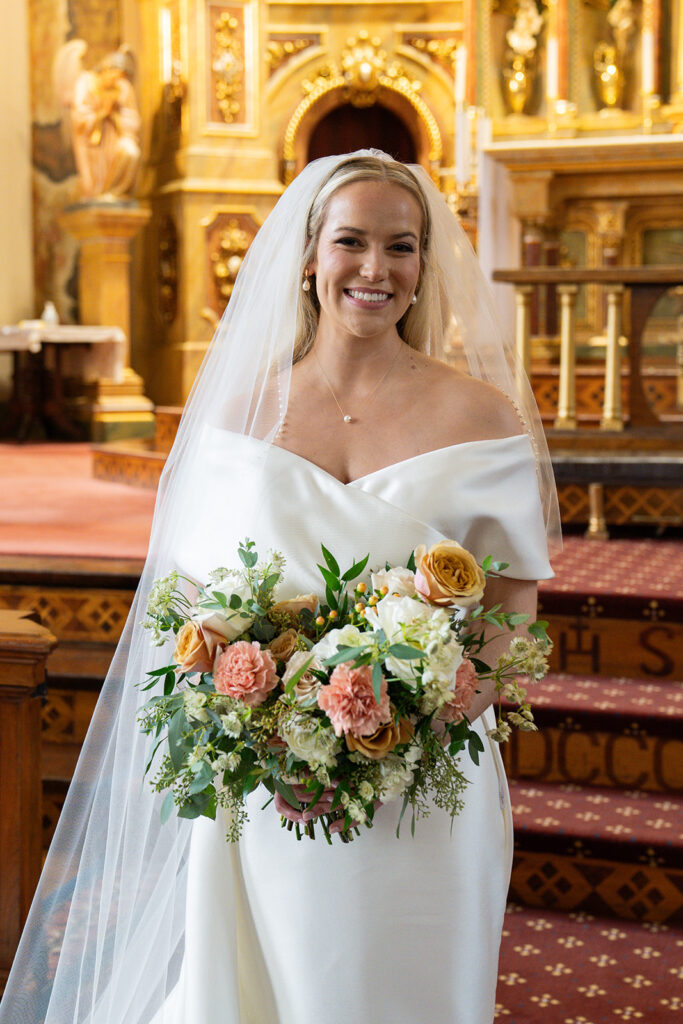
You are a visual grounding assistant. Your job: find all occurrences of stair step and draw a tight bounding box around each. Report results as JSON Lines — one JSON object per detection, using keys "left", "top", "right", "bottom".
{"left": 92, "top": 440, "right": 165, "bottom": 489}
{"left": 502, "top": 672, "right": 683, "bottom": 793}
{"left": 509, "top": 779, "right": 683, "bottom": 923}
{"left": 498, "top": 902, "right": 683, "bottom": 1022}
{"left": 539, "top": 537, "right": 682, "bottom": 681}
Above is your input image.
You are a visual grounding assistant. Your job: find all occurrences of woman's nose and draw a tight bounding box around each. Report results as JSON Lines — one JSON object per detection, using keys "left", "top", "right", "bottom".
{"left": 359, "top": 247, "right": 387, "bottom": 280}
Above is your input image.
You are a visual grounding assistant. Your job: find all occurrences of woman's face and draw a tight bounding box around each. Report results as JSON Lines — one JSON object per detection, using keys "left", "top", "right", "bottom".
{"left": 308, "top": 179, "right": 422, "bottom": 346}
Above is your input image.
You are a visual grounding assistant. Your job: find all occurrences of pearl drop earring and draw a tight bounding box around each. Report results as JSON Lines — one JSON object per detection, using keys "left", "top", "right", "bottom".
{"left": 410, "top": 294, "right": 417, "bottom": 305}
{"left": 302, "top": 275, "right": 311, "bottom": 292}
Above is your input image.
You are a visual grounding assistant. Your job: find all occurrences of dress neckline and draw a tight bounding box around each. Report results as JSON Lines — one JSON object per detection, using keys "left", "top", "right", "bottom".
{"left": 266, "top": 432, "right": 529, "bottom": 487}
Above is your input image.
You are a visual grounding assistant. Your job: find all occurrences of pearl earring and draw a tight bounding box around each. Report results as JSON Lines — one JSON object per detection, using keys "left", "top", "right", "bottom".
{"left": 302, "top": 275, "right": 311, "bottom": 292}
{"left": 410, "top": 294, "right": 417, "bottom": 305}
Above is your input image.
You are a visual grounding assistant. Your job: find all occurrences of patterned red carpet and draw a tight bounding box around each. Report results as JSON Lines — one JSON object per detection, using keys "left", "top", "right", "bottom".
{"left": 540, "top": 535, "right": 683, "bottom": 601}
{"left": 498, "top": 903, "right": 683, "bottom": 1021}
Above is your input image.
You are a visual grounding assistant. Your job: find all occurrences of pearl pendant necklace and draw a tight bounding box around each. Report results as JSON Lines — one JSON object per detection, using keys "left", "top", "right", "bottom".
{"left": 314, "top": 344, "right": 403, "bottom": 424}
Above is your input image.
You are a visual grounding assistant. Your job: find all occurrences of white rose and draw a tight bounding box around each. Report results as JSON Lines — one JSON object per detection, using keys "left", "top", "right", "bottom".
{"left": 282, "top": 651, "right": 325, "bottom": 704}
{"left": 279, "top": 710, "right": 341, "bottom": 768}
{"left": 370, "top": 566, "right": 417, "bottom": 598}
{"left": 312, "top": 624, "right": 365, "bottom": 662}
{"left": 193, "top": 578, "right": 254, "bottom": 642}
{"left": 364, "top": 596, "right": 432, "bottom": 683}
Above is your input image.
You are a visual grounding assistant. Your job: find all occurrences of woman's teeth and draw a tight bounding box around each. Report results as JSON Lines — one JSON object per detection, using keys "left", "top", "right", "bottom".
{"left": 347, "top": 290, "right": 390, "bottom": 302}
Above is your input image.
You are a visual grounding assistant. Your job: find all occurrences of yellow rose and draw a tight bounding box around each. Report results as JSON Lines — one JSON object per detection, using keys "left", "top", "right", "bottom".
{"left": 268, "top": 628, "right": 300, "bottom": 662}
{"left": 345, "top": 716, "right": 414, "bottom": 760}
{"left": 414, "top": 540, "right": 486, "bottom": 609}
{"left": 174, "top": 620, "right": 213, "bottom": 673}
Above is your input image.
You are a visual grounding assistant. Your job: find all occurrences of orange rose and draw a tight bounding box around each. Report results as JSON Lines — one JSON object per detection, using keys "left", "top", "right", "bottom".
{"left": 268, "top": 628, "right": 300, "bottom": 662}
{"left": 174, "top": 620, "right": 213, "bottom": 673}
{"left": 414, "top": 540, "right": 485, "bottom": 609}
{"left": 345, "top": 716, "right": 414, "bottom": 760}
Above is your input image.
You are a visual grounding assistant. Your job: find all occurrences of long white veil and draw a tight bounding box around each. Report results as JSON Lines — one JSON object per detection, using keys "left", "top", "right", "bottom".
{"left": 0, "top": 151, "right": 559, "bottom": 1024}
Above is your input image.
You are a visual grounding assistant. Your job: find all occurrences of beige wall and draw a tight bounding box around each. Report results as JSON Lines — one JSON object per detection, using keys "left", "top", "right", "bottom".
{"left": 0, "top": 1, "right": 33, "bottom": 396}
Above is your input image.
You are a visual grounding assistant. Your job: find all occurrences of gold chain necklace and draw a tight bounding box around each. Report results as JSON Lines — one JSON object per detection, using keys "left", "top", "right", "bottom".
{"left": 313, "top": 344, "right": 403, "bottom": 424}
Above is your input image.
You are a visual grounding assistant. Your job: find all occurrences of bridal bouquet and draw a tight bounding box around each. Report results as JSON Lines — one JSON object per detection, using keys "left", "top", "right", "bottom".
{"left": 139, "top": 539, "right": 551, "bottom": 842}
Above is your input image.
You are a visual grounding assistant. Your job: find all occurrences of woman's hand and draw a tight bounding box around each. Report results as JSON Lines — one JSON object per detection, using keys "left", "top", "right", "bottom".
{"left": 274, "top": 785, "right": 381, "bottom": 834}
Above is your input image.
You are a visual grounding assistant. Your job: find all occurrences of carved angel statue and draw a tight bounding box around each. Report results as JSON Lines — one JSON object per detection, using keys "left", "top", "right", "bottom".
{"left": 607, "top": 0, "right": 636, "bottom": 55}
{"left": 53, "top": 40, "right": 141, "bottom": 200}
{"left": 506, "top": 0, "right": 544, "bottom": 57}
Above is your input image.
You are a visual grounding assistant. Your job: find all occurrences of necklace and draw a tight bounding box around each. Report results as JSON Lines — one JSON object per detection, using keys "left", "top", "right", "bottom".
{"left": 314, "top": 343, "right": 403, "bottom": 424}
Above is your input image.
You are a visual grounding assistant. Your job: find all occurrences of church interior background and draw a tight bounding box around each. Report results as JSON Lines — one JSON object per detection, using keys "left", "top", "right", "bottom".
{"left": 0, "top": 1, "right": 682, "bottom": 1018}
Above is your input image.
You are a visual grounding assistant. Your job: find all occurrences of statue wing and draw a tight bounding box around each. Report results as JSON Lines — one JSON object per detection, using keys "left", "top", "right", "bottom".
{"left": 53, "top": 38, "right": 88, "bottom": 107}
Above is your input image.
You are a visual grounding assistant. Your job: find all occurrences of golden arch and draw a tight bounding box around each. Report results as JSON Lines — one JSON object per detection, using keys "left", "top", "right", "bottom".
{"left": 282, "top": 75, "right": 443, "bottom": 184}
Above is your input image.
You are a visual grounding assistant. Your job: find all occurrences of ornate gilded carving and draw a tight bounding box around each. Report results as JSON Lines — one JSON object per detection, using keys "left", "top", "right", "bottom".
{"left": 158, "top": 215, "right": 178, "bottom": 324}
{"left": 403, "top": 35, "right": 461, "bottom": 77}
{"left": 211, "top": 219, "right": 251, "bottom": 304}
{"left": 213, "top": 10, "right": 244, "bottom": 123}
{"left": 283, "top": 33, "right": 442, "bottom": 182}
{"left": 267, "top": 36, "right": 319, "bottom": 76}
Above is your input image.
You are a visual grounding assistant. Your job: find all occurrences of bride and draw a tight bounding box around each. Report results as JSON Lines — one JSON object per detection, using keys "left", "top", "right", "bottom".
{"left": 0, "top": 151, "right": 558, "bottom": 1024}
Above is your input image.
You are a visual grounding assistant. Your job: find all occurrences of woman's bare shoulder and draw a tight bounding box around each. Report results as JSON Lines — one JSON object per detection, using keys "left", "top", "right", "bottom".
{"left": 408, "top": 350, "right": 525, "bottom": 443}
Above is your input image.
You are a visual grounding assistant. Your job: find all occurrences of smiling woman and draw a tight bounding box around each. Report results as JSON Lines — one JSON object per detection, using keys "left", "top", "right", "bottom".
{"left": 0, "top": 152, "right": 560, "bottom": 1024}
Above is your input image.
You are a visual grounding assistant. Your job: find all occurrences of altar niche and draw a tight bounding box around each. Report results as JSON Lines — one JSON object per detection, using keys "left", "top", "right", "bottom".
{"left": 307, "top": 103, "right": 417, "bottom": 164}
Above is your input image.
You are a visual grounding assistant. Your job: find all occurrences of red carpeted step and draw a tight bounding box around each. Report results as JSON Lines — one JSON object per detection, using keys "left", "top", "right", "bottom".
{"left": 497, "top": 902, "right": 683, "bottom": 1022}
{"left": 539, "top": 537, "right": 683, "bottom": 681}
{"left": 509, "top": 779, "right": 683, "bottom": 923}
{"left": 502, "top": 672, "right": 683, "bottom": 794}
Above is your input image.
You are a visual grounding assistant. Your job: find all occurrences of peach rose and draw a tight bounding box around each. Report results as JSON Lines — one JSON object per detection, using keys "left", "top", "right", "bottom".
{"left": 414, "top": 540, "right": 485, "bottom": 609}
{"left": 173, "top": 620, "right": 213, "bottom": 673}
{"left": 213, "top": 640, "right": 278, "bottom": 707}
{"left": 439, "top": 657, "right": 479, "bottom": 723}
{"left": 317, "top": 664, "right": 391, "bottom": 738}
{"left": 268, "top": 628, "right": 300, "bottom": 662}
{"left": 346, "top": 715, "right": 414, "bottom": 759}
{"left": 271, "top": 594, "right": 318, "bottom": 620}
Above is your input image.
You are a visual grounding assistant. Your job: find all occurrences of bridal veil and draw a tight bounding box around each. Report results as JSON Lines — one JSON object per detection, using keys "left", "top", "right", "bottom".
{"left": 0, "top": 150, "right": 559, "bottom": 1023}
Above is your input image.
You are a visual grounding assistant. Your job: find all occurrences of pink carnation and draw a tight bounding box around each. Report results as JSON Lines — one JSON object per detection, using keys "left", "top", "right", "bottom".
{"left": 213, "top": 640, "right": 278, "bottom": 707}
{"left": 439, "top": 657, "right": 479, "bottom": 723}
{"left": 318, "top": 664, "right": 391, "bottom": 738}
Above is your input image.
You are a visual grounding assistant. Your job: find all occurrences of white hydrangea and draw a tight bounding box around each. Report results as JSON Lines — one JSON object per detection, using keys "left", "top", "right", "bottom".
{"left": 279, "top": 711, "right": 341, "bottom": 769}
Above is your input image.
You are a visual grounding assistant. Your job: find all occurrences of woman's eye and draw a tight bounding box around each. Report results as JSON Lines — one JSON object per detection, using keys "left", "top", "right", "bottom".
{"left": 336, "top": 236, "right": 361, "bottom": 247}
{"left": 391, "top": 242, "right": 416, "bottom": 253}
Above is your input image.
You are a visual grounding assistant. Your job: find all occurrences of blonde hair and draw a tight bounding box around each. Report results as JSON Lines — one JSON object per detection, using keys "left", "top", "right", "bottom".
{"left": 293, "top": 155, "right": 435, "bottom": 362}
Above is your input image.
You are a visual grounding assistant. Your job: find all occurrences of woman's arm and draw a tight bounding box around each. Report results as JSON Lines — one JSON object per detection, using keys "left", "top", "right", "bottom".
{"left": 464, "top": 574, "right": 539, "bottom": 724}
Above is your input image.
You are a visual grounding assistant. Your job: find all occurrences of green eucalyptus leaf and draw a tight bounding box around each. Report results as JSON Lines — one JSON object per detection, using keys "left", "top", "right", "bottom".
{"left": 160, "top": 790, "right": 175, "bottom": 825}
{"left": 372, "top": 661, "right": 383, "bottom": 704}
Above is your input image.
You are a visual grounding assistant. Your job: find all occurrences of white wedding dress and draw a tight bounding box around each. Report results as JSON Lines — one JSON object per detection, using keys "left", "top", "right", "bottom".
{"left": 157, "top": 427, "right": 552, "bottom": 1024}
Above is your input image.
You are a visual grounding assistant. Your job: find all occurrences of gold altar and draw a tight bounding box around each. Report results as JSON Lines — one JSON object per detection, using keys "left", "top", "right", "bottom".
{"left": 1, "top": 0, "right": 681, "bottom": 416}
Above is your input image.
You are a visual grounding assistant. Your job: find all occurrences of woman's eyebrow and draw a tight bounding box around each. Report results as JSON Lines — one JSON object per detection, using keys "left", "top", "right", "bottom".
{"left": 333, "top": 226, "right": 418, "bottom": 240}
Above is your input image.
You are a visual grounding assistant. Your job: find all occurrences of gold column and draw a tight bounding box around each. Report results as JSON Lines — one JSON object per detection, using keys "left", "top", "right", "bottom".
{"left": 515, "top": 285, "right": 534, "bottom": 389}
{"left": 641, "top": 0, "right": 661, "bottom": 128}
{"left": 59, "top": 204, "right": 155, "bottom": 441}
{"left": 554, "top": 284, "right": 578, "bottom": 429}
{"left": 601, "top": 284, "right": 625, "bottom": 431}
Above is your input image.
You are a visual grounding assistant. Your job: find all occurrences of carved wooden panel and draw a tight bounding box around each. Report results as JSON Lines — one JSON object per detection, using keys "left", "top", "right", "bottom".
{"left": 0, "top": 588, "right": 134, "bottom": 645}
